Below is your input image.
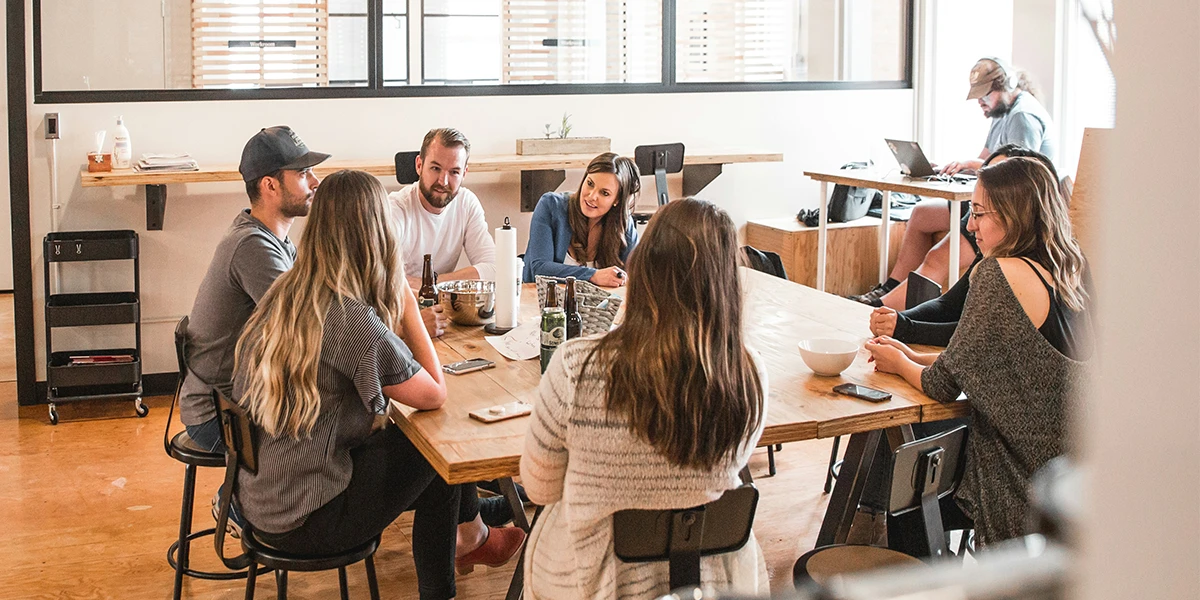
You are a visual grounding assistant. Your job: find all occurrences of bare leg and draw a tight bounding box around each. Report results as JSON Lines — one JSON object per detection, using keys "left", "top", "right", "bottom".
{"left": 879, "top": 232, "right": 977, "bottom": 310}
{"left": 887, "top": 201, "right": 952, "bottom": 281}
{"left": 456, "top": 515, "right": 487, "bottom": 557}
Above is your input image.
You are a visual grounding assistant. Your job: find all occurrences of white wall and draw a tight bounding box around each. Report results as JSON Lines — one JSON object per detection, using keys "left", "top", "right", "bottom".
{"left": 25, "top": 90, "right": 914, "bottom": 378}
{"left": 1077, "top": 1, "right": 1200, "bottom": 598}
{"left": 0, "top": 4, "right": 13, "bottom": 290}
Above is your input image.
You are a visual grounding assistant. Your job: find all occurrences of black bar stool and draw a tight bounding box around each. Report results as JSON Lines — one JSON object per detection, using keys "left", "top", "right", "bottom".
{"left": 165, "top": 316, "right": 252, "bottom": 598}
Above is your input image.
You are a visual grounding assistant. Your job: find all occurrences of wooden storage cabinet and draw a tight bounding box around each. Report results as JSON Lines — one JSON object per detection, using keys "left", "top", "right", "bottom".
{"left": 745, "top": 217, "right": 907, "bottom": 298}
{"left": 43, "top": 230, "right": 146, "bottom": 424}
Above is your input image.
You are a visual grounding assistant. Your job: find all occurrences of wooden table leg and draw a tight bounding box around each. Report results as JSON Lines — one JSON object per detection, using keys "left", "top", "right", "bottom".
{"left": 815, "top": 430, "right": 881, "bottom": 547}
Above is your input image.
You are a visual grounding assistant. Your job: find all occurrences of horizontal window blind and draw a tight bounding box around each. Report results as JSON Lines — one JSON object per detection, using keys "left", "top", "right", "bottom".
{"left": 192, "top": 0, "right": 330, "bottom": 88}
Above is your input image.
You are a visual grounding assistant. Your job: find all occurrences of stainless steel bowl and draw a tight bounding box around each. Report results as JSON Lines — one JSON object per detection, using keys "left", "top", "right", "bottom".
{"left": 436, "top": 279, "right": 496, "bottom": 326}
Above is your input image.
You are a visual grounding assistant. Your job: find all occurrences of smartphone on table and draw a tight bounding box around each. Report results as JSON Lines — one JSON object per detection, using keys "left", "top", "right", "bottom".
{"left": 443, "top": 358, "right": 495, "bottom": 375}
{"left": 833, "top": 383, "right": 892, "bottom": 403}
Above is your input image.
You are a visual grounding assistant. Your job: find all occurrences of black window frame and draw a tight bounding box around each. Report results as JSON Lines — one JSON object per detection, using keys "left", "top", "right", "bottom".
{"left": 33, "top": 0, "right": 914, "bottom": 104}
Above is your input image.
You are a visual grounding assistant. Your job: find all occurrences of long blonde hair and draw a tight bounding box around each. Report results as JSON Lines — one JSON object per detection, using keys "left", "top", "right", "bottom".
{"left": 585, "top": 198, "right": 763, "bottom": 471}
{"left": 977, "top": 157, "right": 1088, "bottom": 311}
{"left": 235, "top": 170, "right": 406, "bottom": 438}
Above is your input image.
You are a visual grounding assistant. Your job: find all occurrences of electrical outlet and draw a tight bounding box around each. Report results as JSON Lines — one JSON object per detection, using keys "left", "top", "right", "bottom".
{"left": 44, "top": 113, "right": 60, "bottom": 139}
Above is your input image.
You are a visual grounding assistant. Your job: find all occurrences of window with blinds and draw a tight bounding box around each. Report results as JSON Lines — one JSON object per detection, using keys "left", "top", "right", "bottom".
{"left": 192, "top": 0, "right": 330, "bottom": 89}
{"left": 500, "top": 0, "right": 661, "bottom": 84}
{"left": 677, "top": 0, "right": 794, "bottom": 83}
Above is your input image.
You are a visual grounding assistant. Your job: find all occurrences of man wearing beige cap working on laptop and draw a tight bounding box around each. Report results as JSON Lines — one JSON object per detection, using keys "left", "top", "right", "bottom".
{"left": 850, "top": 57, "right": 1056, "bottom": 308}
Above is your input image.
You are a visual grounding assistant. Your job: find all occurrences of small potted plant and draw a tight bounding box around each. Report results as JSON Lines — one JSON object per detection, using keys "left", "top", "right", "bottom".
{"left": 516, "top": 112, "right": 610, "bottom": 155}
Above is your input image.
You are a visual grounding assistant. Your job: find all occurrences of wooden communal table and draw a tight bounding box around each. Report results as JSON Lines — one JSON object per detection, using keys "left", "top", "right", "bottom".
{"left": 79, "top": 150, "right": 782, "bottom": 230}
{"left": 803, "top": 169, "right": 975, "bottom": 292}
{"left": 391, "top": 269, "right": 967, "bottom": 594}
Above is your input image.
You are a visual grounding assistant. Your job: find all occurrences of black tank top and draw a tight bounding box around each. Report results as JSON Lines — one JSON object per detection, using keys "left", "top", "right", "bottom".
{"left": 1017, "top": 257, "right": 1089, "bottom": 361}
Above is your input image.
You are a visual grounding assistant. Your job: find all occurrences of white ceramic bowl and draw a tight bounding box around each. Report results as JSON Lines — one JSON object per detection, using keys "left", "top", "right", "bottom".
{"left": 797, "top": 338, "right": 860, "bottom": 376}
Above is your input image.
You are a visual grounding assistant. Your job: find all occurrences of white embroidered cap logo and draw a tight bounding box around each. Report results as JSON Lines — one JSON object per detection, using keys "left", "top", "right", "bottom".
{"left": 287, "top": 129, "right": 306, "bottom": 149}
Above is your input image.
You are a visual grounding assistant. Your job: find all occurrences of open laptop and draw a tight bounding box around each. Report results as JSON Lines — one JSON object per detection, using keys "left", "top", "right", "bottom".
{"left": 885, "top": 139, "right": 938, "bottom": 177}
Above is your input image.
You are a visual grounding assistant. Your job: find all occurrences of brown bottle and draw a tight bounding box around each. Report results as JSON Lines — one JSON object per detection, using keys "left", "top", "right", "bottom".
{"left": 564, "top": 277, "right": 582, "bottom": 339}
{"left": 419, "top": 254, "right": 437, "bottom": 308}
{"left": 545, "top": 282, "right": 559, "bottom": 309}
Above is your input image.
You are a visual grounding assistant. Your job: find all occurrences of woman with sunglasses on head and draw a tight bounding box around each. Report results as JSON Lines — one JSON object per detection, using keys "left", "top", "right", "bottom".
{"left": 523, "top": 152, "right": 641, "bottom": 287}
{"left": 231, "top": 170, "right": 524, "bottom": 600}
{"left": 865, "top": 157, "right": 1093, "bottom": 555}
{"left": 521, "top": 198, "right": 769, "bottom": 599}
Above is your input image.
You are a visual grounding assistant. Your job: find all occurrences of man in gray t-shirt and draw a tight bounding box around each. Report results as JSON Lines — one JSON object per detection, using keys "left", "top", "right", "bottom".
{"left": 180, "top": 126, "right": 329, "bottom": 452}
{"left": 851, "top": 57, "right": 1058, "bottom": 309}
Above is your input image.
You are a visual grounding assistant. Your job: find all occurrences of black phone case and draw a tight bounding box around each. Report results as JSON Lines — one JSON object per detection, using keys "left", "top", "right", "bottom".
{"left": 833, "top": 383, "right": 891, "bottom": 402}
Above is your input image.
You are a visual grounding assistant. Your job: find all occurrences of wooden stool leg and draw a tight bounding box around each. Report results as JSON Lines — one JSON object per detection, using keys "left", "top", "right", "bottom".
{"left": 365, "top": 555, "right": 381, "bottom": 600}
{"left": 275, "top": 570, "right": 288, "bottom": 600}
{"left": 244, "top": 562, "right": 258, "bottom": 600}
{"left": 338, "top": 567, "right": 349, "bottom": 600}
{"left": 173, "top": 463, "right": 198, "bottom": 600}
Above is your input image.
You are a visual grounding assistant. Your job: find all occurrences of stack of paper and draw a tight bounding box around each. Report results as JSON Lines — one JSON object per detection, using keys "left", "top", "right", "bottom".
{"left": 134, "top": 154, "right": 199, "bottom": 172}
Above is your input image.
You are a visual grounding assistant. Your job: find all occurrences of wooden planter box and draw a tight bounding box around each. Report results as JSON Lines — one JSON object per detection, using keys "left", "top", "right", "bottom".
{"left": 516, "top": 137, "right": 610, "bottom": 156}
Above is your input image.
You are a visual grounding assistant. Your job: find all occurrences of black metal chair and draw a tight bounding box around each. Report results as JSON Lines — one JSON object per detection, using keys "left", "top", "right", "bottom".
{"left": 794, "top": 426, "right": 969, "bottom": 590}
{"left": 213, "top": 391, "right": 382, "bottom": 600}
{"left": 905, "top": 271, "right": 942, "bottom": 309}
{"left": 394, "top": 150, "right": 420, "bottom": 186}
{"left": 164, "top": 316, "right": 252, "bottom": 599}
{"left": 742, "top": 245, "right": 787, "bottom": 477}
{"left": 632, "top": 143, "right": 685, "bottom": 225}
{"left": 613, "top": 482, "right": 759, "bottom": 590}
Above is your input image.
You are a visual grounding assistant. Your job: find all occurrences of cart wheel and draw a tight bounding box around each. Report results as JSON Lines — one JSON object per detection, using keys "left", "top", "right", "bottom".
{"left": 134, "top": 397, "right": 149, "bottom": 418}
{"left": 48, "top": 404, "right": 59, "bottom": 425}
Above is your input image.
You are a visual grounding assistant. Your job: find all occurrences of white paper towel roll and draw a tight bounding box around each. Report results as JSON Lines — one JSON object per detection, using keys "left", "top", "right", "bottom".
{"left": 494, "top": 218, "right": 520, "bottom": 329}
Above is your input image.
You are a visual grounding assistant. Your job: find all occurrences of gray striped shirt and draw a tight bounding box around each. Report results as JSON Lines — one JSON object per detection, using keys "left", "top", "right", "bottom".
{"left": 233, "top": 297, "right": 421, "bottom": 534}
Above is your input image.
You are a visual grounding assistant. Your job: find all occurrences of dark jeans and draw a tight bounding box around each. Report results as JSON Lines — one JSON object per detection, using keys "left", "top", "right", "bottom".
{"left": 255, "top": 424, "right": 474, "bottom": 600}
{"left": 887, "top": 494, "right": 974, "bottom": 558}
{"left": 185, "top": 416, "right": 226, "bottom": 453}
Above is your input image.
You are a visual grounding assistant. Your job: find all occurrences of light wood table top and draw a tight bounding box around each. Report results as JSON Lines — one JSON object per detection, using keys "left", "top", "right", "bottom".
{"left": 390, "top": 270, "right": 967, "bottom": 485}
{"left": 80, "top": 151, "right": 783, "bottom": 188}
{"left": 803, "top": 168, "right": 975, "bottom": 201}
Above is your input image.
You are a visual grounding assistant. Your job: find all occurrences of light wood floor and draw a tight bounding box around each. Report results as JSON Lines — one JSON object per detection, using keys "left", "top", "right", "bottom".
{"left": 0, "top": 290, "right": 842, "bottom": 598}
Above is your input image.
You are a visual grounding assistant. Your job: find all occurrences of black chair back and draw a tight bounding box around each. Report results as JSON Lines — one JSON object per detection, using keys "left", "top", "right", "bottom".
{"left": 887, "top": 425, "right": 968, "bottom": 560}
{"left": 742, "top": 245, "right": 788, "bottom": 280}
{"left": 634, "top": 143, "right": 685, "bottom": 207}
{"left": 164, "top": 316, "right": 190, "bottom": 455}
{"left": 213, "top": 390, "right": 257, "bottom": 571}
{"left": 394, "top": 150, "right": 420, "bottom": 185}
{"left": 904, "top": 271, "right": 942, "bottom": 309}
{"left": 613, "top": 483, "right": 759, "bottom": 590}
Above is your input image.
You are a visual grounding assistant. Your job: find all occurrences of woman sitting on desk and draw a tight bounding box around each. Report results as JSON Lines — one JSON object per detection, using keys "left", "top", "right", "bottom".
{"left": 521, "top": 198, "right": 769, "bottom": 599}
{"left": 866, "top": 157, "right": 1092, "bottom": 554}
{"left": 522, "top": 152, "right": 640, "bottom": 287}
{"left": 232, "top": 170, "right": 524, "bottom": 600}
{"left": 868, "top": 145, "right": 1067, "bottom": 346}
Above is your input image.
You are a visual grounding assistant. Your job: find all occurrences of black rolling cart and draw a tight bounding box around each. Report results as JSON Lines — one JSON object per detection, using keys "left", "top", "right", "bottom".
{"left": 43, "top": 230, "right": 146, "bottom": 425}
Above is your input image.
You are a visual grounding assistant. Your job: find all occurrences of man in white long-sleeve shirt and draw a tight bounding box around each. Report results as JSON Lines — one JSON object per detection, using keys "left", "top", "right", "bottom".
{"left": 389, "top": 128, "right": 496, "bottom": 337}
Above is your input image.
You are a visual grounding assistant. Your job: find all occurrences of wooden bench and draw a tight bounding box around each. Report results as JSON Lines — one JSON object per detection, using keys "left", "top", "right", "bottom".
{"left": 745, "top": 217, "right": 907, "bottom": 297}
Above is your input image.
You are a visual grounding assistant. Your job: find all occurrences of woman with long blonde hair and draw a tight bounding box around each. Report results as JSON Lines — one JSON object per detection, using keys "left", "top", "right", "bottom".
{"left": 233, "top": 170, "right": 523, "bottom": 599}
{"left": 867, "top": 156, "right": 1092, "bottom": 554}
{"left": 521, "top": 198, "right": 769, "bottom": 599}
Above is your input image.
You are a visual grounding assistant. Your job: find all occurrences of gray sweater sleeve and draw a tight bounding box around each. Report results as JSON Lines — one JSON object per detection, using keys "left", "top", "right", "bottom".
{"left": 920, "top": 260, "right": 1005, "bottom": 402}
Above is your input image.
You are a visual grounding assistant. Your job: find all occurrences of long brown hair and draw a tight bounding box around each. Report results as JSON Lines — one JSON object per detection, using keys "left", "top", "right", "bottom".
{"left": 585, "top": 198, "right": 763, "bottom": 471}
{"left": 977, "top": 157, "right": 1088, "bottom": 311}
{"left": 566, "top": 152, "right": 640, "bottom": 269}
{"left": 235, "top": 170, "right": 405, "bottom": 438}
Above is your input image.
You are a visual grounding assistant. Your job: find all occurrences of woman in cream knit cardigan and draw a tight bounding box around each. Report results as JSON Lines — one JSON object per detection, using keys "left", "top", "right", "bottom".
{"left": 520, "top": 198, "right": 770, "bottom": 599}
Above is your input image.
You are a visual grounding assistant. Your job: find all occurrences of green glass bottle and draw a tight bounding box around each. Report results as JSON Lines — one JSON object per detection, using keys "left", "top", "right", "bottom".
{"left": 540, "top": 305, "right": 566, "bottom": 374}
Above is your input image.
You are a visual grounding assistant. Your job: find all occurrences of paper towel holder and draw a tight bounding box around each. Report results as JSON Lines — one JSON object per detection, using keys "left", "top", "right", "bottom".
{"left": 484, "top": 217, "right": 518, "bottom": 336}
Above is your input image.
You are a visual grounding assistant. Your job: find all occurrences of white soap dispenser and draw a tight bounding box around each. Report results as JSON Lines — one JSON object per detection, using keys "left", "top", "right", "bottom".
{"left": 112, "top": 116, "right": 132, "bottom": 169}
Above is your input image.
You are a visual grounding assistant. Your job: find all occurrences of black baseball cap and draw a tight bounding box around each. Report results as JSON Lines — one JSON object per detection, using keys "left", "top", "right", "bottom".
{"left": 238, "top": 126, "right": 331, "bottom": 183}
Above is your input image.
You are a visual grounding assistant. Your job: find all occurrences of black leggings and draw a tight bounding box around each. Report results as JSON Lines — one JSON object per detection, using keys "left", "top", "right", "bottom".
{"left": 255, "top": 424, "right": 479, "bottom": 600}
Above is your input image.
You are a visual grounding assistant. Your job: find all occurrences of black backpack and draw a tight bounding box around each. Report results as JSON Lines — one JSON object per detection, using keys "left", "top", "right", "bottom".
{"left": 797, "top": 162, "right": 881, "bottom": 226}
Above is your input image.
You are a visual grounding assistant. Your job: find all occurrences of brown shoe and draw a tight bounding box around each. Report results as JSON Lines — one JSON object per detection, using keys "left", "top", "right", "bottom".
{"left": 455, "top": 526, "right": 527, "bottom": 575}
